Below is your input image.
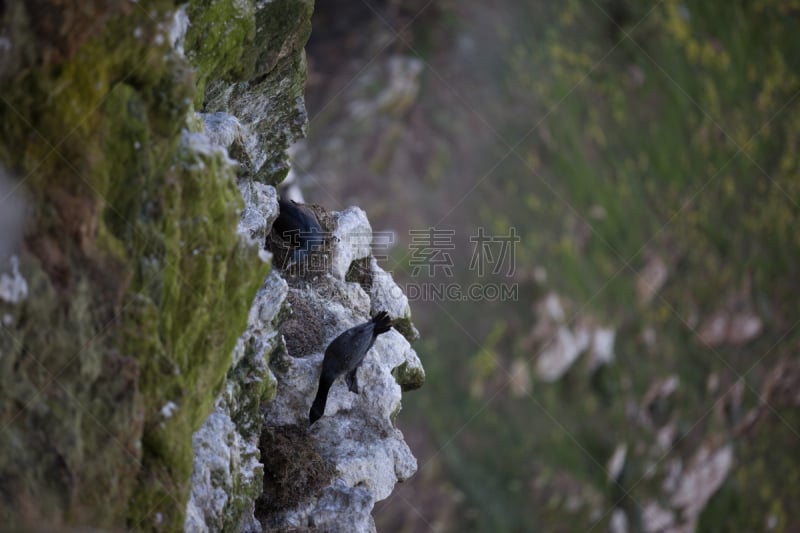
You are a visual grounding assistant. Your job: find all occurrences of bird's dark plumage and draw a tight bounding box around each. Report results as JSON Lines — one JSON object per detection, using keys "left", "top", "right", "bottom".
{"left": 273, "top": 199, "right": 324, "bottom": 264}
{"left": 309, "top": 312, "right": 393, "bottom": 425}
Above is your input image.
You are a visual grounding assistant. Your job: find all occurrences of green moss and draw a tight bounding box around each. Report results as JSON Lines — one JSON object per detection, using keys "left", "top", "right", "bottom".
{"left": 201, "top": 0, "right": 312, "bottom": 184}
{"left": 392, "top": 316, "right": 419, "bottom": 344}
{"left": 0, "top": 4, "right": 190, "bottom": 527}
{"left": 391, "top": 361, "right": 426, "bottom": 392}
{"left": 0, "top": 0, "right": 314, "bottom": 529}
{"left": 184, "top": 0, "right": 256, "bottom": 106}
{"left": 122, "top": 128, "right": 268, "bottom": 530}
{"left": 253, "top": 51, "right": 310, "bottom": 185}
{"left": 224, "top": 454, "right": 264, "bottom": 532}
{"left": 227, "top": 336, "right": 276, "bottom": 441}
{"left": 249, "top": 0, "right": 314, "bottom": 78}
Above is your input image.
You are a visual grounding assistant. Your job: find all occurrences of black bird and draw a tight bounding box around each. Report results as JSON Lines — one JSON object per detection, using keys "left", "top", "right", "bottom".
{"left": 309, "top": 312, "right": 393, "bottom": 425}
{"left": 272, "top": 198, "right": 324, "bottom": 265}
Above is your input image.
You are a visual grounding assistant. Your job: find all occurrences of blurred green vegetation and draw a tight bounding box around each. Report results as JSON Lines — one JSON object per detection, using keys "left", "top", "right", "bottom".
{"left": 398, "top": 0, "right": 800, "bottom": 530}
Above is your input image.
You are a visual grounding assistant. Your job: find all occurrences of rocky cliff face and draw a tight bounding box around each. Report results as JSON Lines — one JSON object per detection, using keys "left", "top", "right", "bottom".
{"left": 0, "top": 1, "right": 422, "bottom": 531}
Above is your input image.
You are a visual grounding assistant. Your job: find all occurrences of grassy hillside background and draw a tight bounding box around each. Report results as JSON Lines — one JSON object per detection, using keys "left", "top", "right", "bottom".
{"left": 299, "top": 0, "right": 800, "bottom": 530}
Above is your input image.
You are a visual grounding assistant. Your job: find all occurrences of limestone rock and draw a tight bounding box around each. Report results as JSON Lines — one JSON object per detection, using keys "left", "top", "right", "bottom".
{"left": 536, "top": 325, "right": 592, "bottom": 382}
{"left": 185, "top": 265, "right": 288, "bottom": 531}
{"left": 202, "top": 0, "right": 313, "bottom": 184}
{"left": 369, "top": 257, "right": 420, "bottom": 343}
{"left": 0, "top": 0, "right": 421, "bottom": 529}
{"left": 0, "top": 256, "right": 27, "bottom": 304}
{"left": 330, "top": 206, "right": 373, "bottom": 281}
{"left": 185, "top": 411, "right": 258, "bottom": 533}
{"left": 670, "top": 444, "right": 734, "bottom": 525}
{"left": 257, "top": 207, "right": 423, "bottom": 532}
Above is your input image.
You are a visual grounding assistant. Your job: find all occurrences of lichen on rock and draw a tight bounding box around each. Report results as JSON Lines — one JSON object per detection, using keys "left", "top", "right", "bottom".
{"left": 0, "top": 0, "right": 422, "bottom": 531}
{"left": 0, "top": 1, "right": 268, "bottom": 528}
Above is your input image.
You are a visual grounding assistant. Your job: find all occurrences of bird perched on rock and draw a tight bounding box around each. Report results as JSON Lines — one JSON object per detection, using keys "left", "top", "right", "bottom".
{"left": 272, "top": 198, "right": 324, "bottom": 265}
{"left": 309, "top": 312, "right": 393, "bottom": 425}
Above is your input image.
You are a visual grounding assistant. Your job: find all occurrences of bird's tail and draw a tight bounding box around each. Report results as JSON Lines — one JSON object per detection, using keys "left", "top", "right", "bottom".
{"left": 309, "top": 376, "right": 333, "bottom": 425}
{"left": 372, "top": 311, "right": 393, "bottom": 335}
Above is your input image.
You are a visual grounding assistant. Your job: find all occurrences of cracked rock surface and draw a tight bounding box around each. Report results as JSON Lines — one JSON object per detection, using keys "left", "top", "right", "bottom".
{"left": 256, "top": 207, "right": 424, "bottom": 533}
{"left": 186, "top": 45, "right": 424, "bottom": 532}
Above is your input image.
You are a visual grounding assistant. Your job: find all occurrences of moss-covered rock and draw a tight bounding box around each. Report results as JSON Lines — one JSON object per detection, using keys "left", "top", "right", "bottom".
{"left": 203, "top": 0, "right": 314, "bottom": 184}
{"left": 184, "top": 269, "right": 289, "bottom": 532}
{"left": 122, "top": 125, "right": 270, "bottom": 532}
{"left": 392, "top": 361, "right": 426, "bottom": 392}
{"left": 184, "top": 0, "right": 257, "bottom": 106}
{"left": 1, "top": 1, "right": 421, "bottom": 530}
{"left": 0, "top": 0, "right": 311, "bottom": 530}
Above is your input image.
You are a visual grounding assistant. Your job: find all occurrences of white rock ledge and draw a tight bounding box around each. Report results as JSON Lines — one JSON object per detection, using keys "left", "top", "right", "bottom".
{"left": 259, "top": 208, "right": 423, "bottom": 533}
{"left": 186, "top": 176, "right": 423, "bottom": 532}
